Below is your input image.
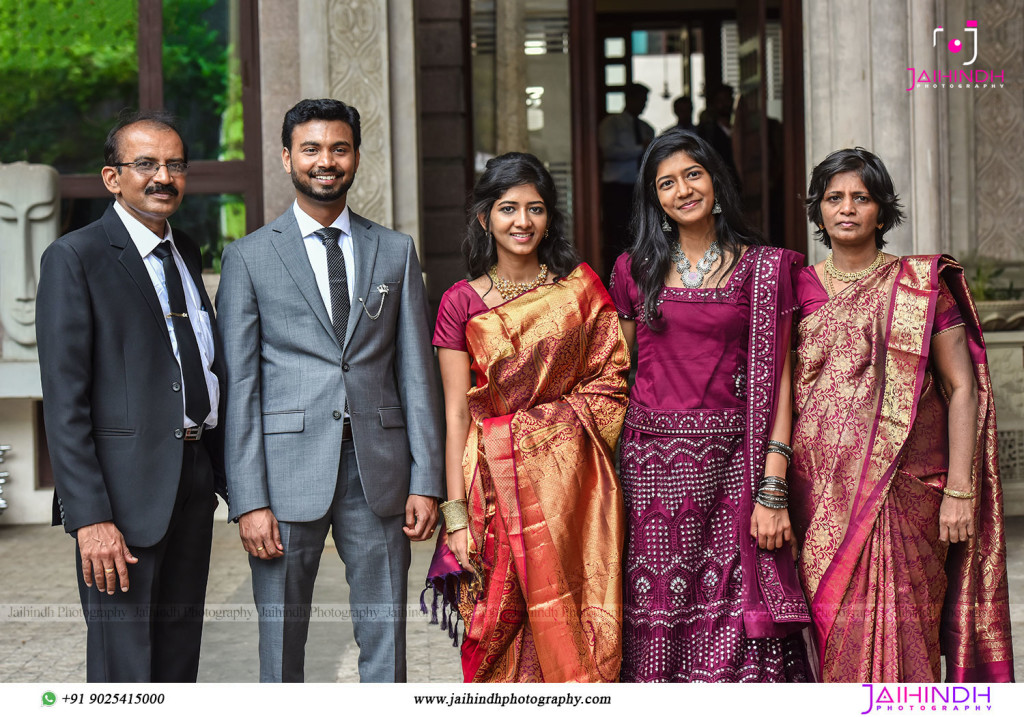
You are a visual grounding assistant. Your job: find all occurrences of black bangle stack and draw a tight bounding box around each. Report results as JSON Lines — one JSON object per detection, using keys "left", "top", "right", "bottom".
{"left": 755, "top": 475, "right": 789, "bottom": 510}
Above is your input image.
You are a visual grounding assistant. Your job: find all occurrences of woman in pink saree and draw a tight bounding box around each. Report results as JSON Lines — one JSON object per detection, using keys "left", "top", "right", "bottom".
{"left": 426, "top": 153, "right": 629, "bottom": 682}
{"left": 789, "top": 148, "right": 1013, "bottom": 682}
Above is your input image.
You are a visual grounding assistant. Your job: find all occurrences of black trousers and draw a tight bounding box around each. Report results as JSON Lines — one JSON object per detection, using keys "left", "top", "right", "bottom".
{"left": 76, "top": 440, "right": 216, "bottom": 682}
{"left": 601, "top": 181, "right": 635, "bottom": 282}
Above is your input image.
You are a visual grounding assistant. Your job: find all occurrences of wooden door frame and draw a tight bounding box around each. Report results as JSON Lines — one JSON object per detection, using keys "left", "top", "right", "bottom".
{"left": 569, "top": 0, "right": 601, "bottom": 269}
{"left": 569, "top": 1, "right": 807, "bottom": 264}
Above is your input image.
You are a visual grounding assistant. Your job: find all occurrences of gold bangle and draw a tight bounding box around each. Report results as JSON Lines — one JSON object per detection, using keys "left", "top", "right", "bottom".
{"left": 942, "top": 487, "right": 975, "bottom": 500}
{"left": 440, "top": 498, "right": 470, "bottom": 533}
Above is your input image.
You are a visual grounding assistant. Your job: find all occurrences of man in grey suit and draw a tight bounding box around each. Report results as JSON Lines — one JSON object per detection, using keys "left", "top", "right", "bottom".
{"left": 216, "top": 98, "right": 443, "bottom": 682}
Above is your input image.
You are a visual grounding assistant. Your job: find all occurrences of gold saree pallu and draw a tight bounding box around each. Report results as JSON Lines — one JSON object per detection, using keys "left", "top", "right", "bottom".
{"left": 456, "top": 264, "right": 629, "bottom": 683}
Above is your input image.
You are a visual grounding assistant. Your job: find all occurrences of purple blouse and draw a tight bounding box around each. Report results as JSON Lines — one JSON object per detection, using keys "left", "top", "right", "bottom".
{"left": 795, "top": 265, "right": 963, "bottom": 334}
{"left": 433, "top": 280, "right": 490, "bottom": 352}
{"left": 609, "top": 250, "right": 761, "bottom": 412}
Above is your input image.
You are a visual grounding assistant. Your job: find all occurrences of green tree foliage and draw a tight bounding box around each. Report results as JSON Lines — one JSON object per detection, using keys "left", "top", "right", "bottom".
{"left": 0, "top": 0, "right": 139, "bottom": 171}
{"left": 0, "top": 0, "right": 229, "bottom": 169}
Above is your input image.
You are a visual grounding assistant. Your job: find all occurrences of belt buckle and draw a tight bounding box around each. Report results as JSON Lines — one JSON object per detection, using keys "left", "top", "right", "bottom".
{"left": 184, "top": 424, "right": 203, "bottom": 441}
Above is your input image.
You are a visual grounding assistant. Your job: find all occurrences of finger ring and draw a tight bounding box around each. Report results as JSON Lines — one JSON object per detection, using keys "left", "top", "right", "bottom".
{"left": 104, "top": 568, "right": 115, "bottom": 573}
{"left": 256, "top": 546, "right": 265, "bottom": 552}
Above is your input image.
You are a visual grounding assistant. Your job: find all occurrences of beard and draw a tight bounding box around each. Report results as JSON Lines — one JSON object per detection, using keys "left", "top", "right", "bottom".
{"left": 290, "top": 166, "right": 354, "bottom": 203}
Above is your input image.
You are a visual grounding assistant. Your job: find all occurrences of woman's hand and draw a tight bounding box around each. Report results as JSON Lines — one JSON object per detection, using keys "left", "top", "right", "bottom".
{"left": 939, "top": 495, "right": 975, "bottom": 544}
{"left": 446, "top": 527, "right": 476, "bottom": 575}
{"left": 750, "top": 504, "right": 793, "bottom": 551}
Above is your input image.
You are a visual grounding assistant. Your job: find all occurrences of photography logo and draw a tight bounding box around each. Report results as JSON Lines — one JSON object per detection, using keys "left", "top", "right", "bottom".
{"left": 906, "top": 20, "right": 1007, "bottom": 91}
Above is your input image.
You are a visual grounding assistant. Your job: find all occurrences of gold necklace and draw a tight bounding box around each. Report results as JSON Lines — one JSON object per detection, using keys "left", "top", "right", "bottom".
{"left": 824, "top": 250, "right": 884, "bottom": 283}
{"left": 489, "top": 264, "right": 548, "bottom": 301}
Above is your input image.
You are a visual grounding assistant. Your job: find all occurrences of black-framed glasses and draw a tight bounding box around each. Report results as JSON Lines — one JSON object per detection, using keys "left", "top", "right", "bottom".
{"left": 112, "top": 161, "right": 189, "bottom": 177}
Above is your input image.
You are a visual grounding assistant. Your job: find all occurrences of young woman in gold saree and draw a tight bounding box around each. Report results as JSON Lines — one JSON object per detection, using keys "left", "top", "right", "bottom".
{"left": 789, "top": 148, "right": 1013, "bottom": 682}
{"left": 425, "top": 153, "right": 630, "bottom": 682}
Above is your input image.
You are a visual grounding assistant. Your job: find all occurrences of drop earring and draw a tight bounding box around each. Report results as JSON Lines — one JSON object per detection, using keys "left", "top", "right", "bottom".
{"left": 661, "top": 214, "right": 672, "bottom": 233}
{"left": 712, "top": 199, "right": 722, "bottom": 215}
{"left": 876, "top": 223, "right": 883, "bottom": 230}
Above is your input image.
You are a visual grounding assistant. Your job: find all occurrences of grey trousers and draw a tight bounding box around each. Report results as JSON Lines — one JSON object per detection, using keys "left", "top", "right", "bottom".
{"left": 250, "top": 441, "right": 410, "bottom": 682}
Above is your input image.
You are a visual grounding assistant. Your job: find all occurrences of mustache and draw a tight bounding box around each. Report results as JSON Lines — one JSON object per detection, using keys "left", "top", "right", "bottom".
{"left": 145, "top": 183, "right": 179, "bottom": 196}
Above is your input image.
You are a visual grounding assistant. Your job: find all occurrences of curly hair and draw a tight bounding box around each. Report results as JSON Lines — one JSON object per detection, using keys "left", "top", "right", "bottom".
{"left": 805, "top": 147, "right": 905, "bottom": 249}
{"left": 463, "top": 152, "right": 579, "bottom": 280}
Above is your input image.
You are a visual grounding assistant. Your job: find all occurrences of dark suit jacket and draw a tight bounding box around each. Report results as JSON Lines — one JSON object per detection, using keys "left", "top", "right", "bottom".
{"left": 36, "top": 204, "right": 226, "bottom": 547}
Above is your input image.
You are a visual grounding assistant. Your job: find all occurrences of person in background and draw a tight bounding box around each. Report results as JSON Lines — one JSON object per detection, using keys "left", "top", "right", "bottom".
{"left": 671, "top": 95, "right": 695, "bottom": 132}
{"left": 599, "top": 82, "right": 655, "bottom": 280}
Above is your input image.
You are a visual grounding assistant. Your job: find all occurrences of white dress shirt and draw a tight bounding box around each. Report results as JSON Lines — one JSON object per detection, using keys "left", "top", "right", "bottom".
{"left": 293, "top": 201, "right": 355, "bottom": 322}
{"left": 114, "top": 201, "right": 219, "bottom": 429}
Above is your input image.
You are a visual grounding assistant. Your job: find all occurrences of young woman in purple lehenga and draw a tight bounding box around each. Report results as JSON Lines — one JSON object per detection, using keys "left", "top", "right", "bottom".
{"left": 608, "top": 130, "right": 811, "bottom": 682}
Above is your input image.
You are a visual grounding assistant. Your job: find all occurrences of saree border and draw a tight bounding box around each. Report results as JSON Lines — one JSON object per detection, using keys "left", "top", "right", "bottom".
{"left": 809, "top": 257, "right": 939, "bottom": 665}
{"left": 743, "top": 246, "right": 813, "bottom": 634}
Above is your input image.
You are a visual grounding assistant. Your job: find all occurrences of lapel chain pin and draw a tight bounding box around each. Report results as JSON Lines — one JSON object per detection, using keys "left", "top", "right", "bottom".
{"left": 358, "top": 283, "right": 389, "bottom": 320}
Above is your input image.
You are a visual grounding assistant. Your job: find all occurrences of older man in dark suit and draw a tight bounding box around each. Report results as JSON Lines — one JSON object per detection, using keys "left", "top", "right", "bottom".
{"left": 36, "top": 110, "right": 225, "bottom": 682}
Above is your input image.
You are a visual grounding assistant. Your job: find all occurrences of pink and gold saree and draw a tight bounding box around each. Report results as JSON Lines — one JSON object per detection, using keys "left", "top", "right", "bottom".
{"left": 790, "top": 255, "right": 1013, "bottom": 682}
{"left": 431, "top": 264, "right": 630, "bottom": 682}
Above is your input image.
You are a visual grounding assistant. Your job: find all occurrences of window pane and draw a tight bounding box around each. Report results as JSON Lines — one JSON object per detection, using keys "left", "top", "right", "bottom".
{"left": 0, "top": 0, "right": 139, "bottom": 173}
{"left": 60, "top": 194, "right": 244, "bottom": 270}
{"left": 604, "top": 37, "right": 625, "bottom": 58}
{"left": 163, "top": 0, "right": 243, "bottom": 161}
{"left": 605, "top": 64, "right": 626, "bottom": 87}
{"left": 606, "top": 92, "right": 625, "bottom": 114}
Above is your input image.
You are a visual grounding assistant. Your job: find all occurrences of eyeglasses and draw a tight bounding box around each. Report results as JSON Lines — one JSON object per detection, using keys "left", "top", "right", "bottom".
{"left": 112, "top": 161, "right": 189, "bottom": 177}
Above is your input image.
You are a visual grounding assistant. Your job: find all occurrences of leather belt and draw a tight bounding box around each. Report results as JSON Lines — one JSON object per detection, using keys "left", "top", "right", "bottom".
{"left": 342, "top": 419, "right": 352, "bottom": 442}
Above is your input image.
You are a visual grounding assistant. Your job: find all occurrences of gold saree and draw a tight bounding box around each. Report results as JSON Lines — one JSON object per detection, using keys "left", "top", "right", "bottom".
{"left": 790, "top": 255, "right": 1013, "bottom": 682}
{"left": 441, "top": 264, "right": 630, "bottom": 683}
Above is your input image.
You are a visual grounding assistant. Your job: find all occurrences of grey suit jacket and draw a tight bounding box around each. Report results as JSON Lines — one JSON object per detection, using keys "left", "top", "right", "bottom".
{"left": 216, "top": 208, "right": 443, "bottom": 522}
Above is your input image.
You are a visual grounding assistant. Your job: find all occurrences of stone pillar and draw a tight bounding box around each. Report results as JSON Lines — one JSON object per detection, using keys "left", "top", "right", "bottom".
{"left": 495, "top": 0, "right": 527, "bottom": 154}
{"left": 802, "top": 0, "right": 944, "bottom": 261}
{"left": 260, "top": 0, "right": 421, "bottom": 252}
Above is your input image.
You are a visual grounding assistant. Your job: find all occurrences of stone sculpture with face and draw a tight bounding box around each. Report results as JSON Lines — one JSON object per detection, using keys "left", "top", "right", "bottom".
{"left": 0, "top": 162, "right": 60, "bottom": 360}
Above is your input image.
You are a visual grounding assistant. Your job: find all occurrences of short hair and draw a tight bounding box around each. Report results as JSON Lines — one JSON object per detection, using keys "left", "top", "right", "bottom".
{"left": 464, "top": 152, "right": 578, "bottom": 280}
{"left": 805, "top": 147, "right": 905, "bottom": 249}
{"left": 104, "top": 109, "right": 188, "bottom": 167}
{"left": 281, "top": 98, "right": 361, "bottom": 151}
{"left": 625, "top": 83, "right": 650, "bottom": 102}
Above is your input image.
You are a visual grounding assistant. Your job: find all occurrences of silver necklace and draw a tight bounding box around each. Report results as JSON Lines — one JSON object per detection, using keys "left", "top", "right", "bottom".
{"left": 672, "top": 240, "right": 721, "bottom": 288}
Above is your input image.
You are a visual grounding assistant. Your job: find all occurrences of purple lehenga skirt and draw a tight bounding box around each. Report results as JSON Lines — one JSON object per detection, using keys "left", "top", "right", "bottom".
{"left": 619, "top": 413, "right": 809, "bottom": 683}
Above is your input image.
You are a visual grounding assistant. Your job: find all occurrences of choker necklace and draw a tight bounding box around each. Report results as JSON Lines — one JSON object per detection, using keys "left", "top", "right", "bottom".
{"left": 672, "top": 240, "right": 721, "bottom": 288}
{"left": 489, "top": 264, "right": 548, "bottom": 301}
{"left": 825, "top": 250, "right": 884, "bottom": 283}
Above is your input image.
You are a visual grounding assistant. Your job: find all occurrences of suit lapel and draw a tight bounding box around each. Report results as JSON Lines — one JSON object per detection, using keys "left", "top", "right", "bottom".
{"left": 347, "top": 212, "right": 379, "bottom": 345}
{"left": 104, "top": 207, "right": 175, "bottom": 356}
{"left": 267, "top": 211, "right": 339, "bottom": 347}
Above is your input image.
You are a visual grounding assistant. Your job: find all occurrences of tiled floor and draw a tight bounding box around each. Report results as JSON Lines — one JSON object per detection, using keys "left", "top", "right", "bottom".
{"left": 1, "top": 517, "right": 1021, "bottom": 682}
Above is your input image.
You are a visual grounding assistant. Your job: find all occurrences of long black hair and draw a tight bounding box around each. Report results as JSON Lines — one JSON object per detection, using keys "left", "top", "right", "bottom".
{"left": 464, "top": 152, "right": 579, "bottom": 280}
{"left": 628, "top": 129, "right": 764, "bottom": 329}
{"left": 805, "top": 147, "right": 905, "bottom": 249}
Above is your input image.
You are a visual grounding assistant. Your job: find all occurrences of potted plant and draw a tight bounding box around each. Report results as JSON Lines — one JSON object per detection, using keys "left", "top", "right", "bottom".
{"left": 964, "top": 254, "right": 1024, "bottom": 332}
